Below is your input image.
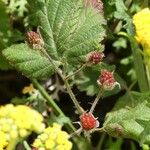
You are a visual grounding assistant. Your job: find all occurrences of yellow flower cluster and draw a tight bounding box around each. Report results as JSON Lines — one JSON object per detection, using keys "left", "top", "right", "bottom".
{"left": 0, "top": 131, "right": 8, "bottom": 150}
{"left": 133, "top": 8, "right": 150, "bottom": 50}
{"left": 0, "top": 104, "right": 45, "bottom": 149}
{"left": 33, "top": 123, "right": 72, "bottom": 150}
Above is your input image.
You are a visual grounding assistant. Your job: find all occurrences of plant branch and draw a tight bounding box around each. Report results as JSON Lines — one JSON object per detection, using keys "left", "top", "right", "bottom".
{"left": 90, "top": 88, "right": 103, "bottom": 113}
{"left": 42, "top": 49, "right": 84, "bottom": 115}
{"left": 31, "top": 78, "right": 75, "bottom": 132}
{"left": 7, "top": 138, "right": 20, "bottom": 150}
{"left": 64, "top": 79, "right": 84, "bottom": 115}
{"left": 65, "top": 64, "right": 87, "bottom": 80}
{"left": 23, "top": 141, "right": 31, "bottom": 150}
{"left": 96, "top": 133, "right": 106, "bottom": 150}
{"left": 42, "top": 49, "right": 64, "bottom": 80}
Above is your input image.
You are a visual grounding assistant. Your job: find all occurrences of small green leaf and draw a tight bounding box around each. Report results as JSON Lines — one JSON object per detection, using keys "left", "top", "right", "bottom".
{"left": 3, "top": 0, "right": 28, "bottom": 17}
{"left": 55, "top": 115, "right": 71, "bottom": 126}
{"left": 11, "top": 97, "right": 28, "bottom": 105}
{"left": 75, "top": 65, "right": 100, "bottom": 96}
{"left": 113, "top": 91, "right": 150, "bottom": 110}
{"left": 136, "top": 120, "right": 150, "bottom": 146}
{"left": 0, "top": 1, "right": 12, "bottom": 70}
{"left": 114, "top": 0, "right": 135, "bottom": 35}
{"left": 3, "top": 43, "right": 55, "bottom": 79}
{"left": 0, "top": 1, "right": 10, "bottom": 34}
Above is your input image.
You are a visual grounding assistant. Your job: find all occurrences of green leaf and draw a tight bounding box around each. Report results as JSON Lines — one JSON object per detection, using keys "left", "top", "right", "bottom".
{"left": 27, "top": 0, "right": 106, "bottom": 65}
{"left": 0, "top": 1, "right": 10, "bottom": 34}
{"left": 11, "top": 97, "right": 28, "bottom": 105}
{"left": 103, "top": 101, "right": 150, "bottom": 144}
{"left": 0, "top": 1, "right": 12, "bottom": 70}
{"left": 3, "top": 43, "right": 55, "bottom": 79}
{"left": 114, "top": 0, "right": 135, "bottom": 35}
{"left": 75, "top": 65, "right": 100, "bottom": 96}
{"left": 136, "top": 120, "right": 150, "bottom": 146}
{"left": 50, "top": 114, "right": 71, "bottom": 126}
{"left": 2, "top": 0, "right": 28, "bottom": 17}
{"left": 113, "top": 91, "right": 150, "bottom": 110}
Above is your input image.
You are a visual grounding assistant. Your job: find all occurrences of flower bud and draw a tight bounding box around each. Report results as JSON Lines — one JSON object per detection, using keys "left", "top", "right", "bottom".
{"left": 88, "top": 51, "right": 104, "bottom": 64}
{"left": 26, "top": 31, "right": 44, "bottom": 50}
{"left": 97, "top": 69, "right": 120, "bottom": 90}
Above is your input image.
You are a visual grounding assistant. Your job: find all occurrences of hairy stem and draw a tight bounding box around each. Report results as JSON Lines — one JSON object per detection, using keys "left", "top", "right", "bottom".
{"left": 65, "top": 64, "right": 87, "bottom": 80}
{"left": 42, "top": 49, "right": 64, "bottom": 79}
{"left": 64, "top": 79, "right": 84, "bottom": 115}
{"left": 31, "top": 78, "right": 75, "bottom": 132}
{"left": 96, "top": 133, "right": 106, "bottom": 150}
{"left": 42, "top": 49, "right": 84, "bottom": 115}
{"left": 90, "top": 88, "right": 103, "bottom": 113}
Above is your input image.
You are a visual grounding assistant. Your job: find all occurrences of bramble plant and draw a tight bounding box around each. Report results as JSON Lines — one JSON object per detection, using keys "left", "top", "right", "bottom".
{"left": 0, "top": 0, "right": 150, "bottom": 150}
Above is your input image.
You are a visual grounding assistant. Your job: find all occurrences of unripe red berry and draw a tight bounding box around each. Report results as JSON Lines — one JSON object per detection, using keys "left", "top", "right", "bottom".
{"left": 80, "top": 112, "right": 99, "bottom": 130}
{"left": 97, "top": 69, "right": 120, "bottom": 90}
{"left": 88, "top": 51, "right": 104, "bottom": 64}
{"left": 26, "top": 31, "right": 44, "bottom": 49}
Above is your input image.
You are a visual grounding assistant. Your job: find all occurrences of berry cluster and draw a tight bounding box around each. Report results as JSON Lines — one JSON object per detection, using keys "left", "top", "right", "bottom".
{"left": 26, "top": 31, "right": 44, "bottom": 49}
{"left": 98, "top": 70, "right": 119, "bottom": 90}
{"left": 88, "top": 51, "right": 104, "bottom": 64}
{"left": 80, "top": 112, "right": 99, "bottom": 130}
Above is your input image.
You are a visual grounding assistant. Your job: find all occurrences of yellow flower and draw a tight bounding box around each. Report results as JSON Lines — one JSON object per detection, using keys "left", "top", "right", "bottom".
{"left": 0, "top": 104, "right": 45, "bottom": 146}
{"left": 133, "top": 8, "right": 150, "bottom": 51}
{"left": 33, "top": 123, "right": 72, "bottom": 150}
{"left": 22, "top": 84, "right": 36, "bottom": 94}
{"left": 0, "top": 131, "right": 8, "bottom": 150}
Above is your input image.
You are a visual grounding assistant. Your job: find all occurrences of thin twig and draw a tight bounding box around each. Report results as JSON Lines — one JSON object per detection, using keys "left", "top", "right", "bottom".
{"left": 69, "top": 127, "right": 82, "bottom": 138}
{"left": 91, "top": 127, "right": 105, "bottom": 133}
{"left": 23, "top": 141, "right": 31, "bottom": 150}
{"left": 96, "top": 133, "right": 106, "bottom": 150}
{"left": 65, "top": 64, "right": 87, "bottom": 80}
{"left": 41, "top": 49, "right": 84, "bottom": 115}
{"left": 90, "top": 88, "right": 103, "bottom": 113}
{"left": 42, "top": 49, "right": 64, "bottom": 80}
{"left": 64, "top": 79, "right": 84, "bottom": 115}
